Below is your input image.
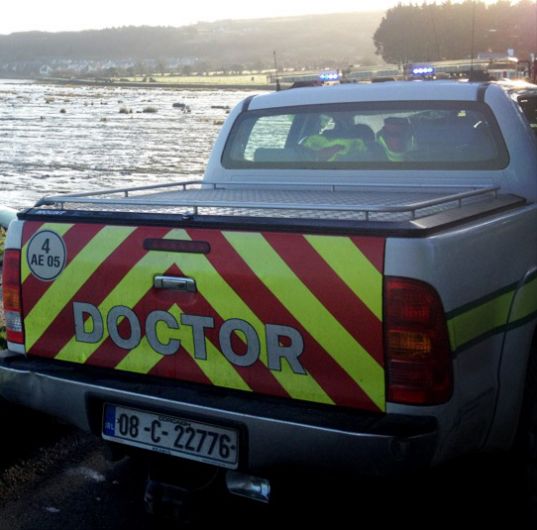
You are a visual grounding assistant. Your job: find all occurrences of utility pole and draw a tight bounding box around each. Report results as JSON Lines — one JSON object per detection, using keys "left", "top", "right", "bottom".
{"left": 470, "top": 1, "right": 476, "bottom": 77}
{"left": 273, "top": 50, "right": 280, "bottom": 91}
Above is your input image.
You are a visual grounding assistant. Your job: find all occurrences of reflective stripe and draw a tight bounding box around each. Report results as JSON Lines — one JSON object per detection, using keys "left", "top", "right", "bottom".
{"left": 196, "top": 228, "right": 377, "bottom": 408}
{"left": 25, "top": 226, "right": 134, "bottom": 350}
{"left": 117, "top": 304, "right": 252, "bottom": 392}
{"left": 224, "top": 231, "right": 385, "bottom": 411}
{"left": 55, "top": 228, "right": 182, "bottom": 363}
{"left": 115, "top": 335, "right": 164, "bottom": 375}
{"left": 24, "top": 223, "right": 386, "bottom": 411}
{"left": 166, "top": 230, "right": 333, "bottom": 405}
{"left": 306, "top": 235, "right": 383, "bottom": 320}
{"left": 54, "top": 228, "right": 330, "bottom": 404}
{"left": 447, "top": 274, "right": 537, "bottom": 352}
{"left": 447, "top": 291, "right": 513, "bottom": 351}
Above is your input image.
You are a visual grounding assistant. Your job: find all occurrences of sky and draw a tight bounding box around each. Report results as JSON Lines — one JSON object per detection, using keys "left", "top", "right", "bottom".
{"left": 0, "top": 0, "right": 501, "bottom": 34}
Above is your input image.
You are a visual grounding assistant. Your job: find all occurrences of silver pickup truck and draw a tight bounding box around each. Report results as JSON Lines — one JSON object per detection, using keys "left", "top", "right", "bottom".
{"left": 1, "top": 81, "right": 536, "bottom": 505}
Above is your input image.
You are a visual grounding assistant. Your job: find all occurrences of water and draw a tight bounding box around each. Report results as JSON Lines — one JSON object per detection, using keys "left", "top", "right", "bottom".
{"left": 0, "top": 80, "right": 260, "bottom": 209}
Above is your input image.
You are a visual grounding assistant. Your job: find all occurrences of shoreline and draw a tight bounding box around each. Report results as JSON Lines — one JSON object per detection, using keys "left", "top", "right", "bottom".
{"left": 36, "top": 76, "right": 278, "bottom": 91}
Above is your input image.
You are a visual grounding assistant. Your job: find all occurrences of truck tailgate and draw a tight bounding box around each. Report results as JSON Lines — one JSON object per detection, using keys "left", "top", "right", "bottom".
{"left": 21, "top": 221, "right": 385, "bottom": 412}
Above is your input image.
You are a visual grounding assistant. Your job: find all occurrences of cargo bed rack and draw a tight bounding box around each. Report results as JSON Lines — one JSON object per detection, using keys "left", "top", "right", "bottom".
{"left": 32, "top": 180, "right": 518, "bottom": 224}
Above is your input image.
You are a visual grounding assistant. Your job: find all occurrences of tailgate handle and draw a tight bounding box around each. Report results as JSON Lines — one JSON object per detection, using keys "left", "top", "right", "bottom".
{"left": 154, "top": 275, "right": 197, "bottom": 293}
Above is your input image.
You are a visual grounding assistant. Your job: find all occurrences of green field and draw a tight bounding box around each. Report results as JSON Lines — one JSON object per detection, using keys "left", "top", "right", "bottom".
{"left": 115, "top": 74, "right": 271, "bottom": 86}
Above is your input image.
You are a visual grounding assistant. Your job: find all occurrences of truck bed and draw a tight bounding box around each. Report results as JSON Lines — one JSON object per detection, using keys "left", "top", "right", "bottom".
{"left": 26, "top": 180, "right": 525, "bottom": 234}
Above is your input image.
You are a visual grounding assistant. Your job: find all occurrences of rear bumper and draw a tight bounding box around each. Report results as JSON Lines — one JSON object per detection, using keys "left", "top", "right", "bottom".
{"left": 0, "top": 356, "right": 438, "bottom": 476}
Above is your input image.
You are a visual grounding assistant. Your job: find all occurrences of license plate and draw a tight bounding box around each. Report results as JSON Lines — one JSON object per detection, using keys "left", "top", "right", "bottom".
{"left": 102, "top": 404, "right": 239, "bottom": 469}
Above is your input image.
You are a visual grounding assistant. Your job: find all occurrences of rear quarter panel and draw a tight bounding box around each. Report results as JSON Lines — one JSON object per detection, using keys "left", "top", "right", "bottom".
{"left": 385, "top": 204, "right": 537, "bottom": 462}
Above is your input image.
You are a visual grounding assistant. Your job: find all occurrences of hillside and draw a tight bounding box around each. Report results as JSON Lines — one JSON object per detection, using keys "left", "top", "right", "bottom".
{"left": 0, "top": 12, "right": 383, "bottom": 73}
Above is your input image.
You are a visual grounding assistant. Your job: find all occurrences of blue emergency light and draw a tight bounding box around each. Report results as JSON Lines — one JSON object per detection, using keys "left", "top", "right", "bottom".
{"left": 411, "top": 65, "right": 435, "bottom": 76}
{"left": 319, "top": 71, "right": 340, "bottom": 82}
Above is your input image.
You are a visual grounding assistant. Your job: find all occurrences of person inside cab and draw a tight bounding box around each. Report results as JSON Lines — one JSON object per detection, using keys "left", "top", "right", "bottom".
{"left": 300, "top": 115, "right": 387, "bottom": 162}
{"left": 377, "top": 116, "right": 416, "bottom": 162}
{"left": 301, "top": 133, "right": 367, "bottom": 161}
{"left": 301, "top": 121, "right": 368, "bottom": 161}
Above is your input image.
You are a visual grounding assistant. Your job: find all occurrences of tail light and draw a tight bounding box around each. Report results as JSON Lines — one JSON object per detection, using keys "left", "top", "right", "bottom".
{"left": 2, "top": 249, "right": 24, "bottom": 345}
{"left": 384, "top": 277, "right": 453, "bottom": 405}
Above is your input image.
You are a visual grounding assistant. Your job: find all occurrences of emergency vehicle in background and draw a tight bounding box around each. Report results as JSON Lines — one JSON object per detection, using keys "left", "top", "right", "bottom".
{"left": 405, "top": 57, "right": 526, "bottom": 80}
{"left": 1, "top": 81, "right": 537, "bottom": 508}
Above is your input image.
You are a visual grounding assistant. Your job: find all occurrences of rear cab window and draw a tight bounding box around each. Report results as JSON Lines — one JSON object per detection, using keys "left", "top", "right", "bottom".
{"left": 222, "top": 101, "right": 509, "bottom": 170}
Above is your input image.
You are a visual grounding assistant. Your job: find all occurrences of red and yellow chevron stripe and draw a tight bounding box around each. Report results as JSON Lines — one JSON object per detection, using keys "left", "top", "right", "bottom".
{"left": 21, "top": 222, "right": 386, "bottom": 412}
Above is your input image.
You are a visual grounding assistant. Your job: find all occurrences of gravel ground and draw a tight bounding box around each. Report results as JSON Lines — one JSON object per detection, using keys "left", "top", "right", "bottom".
{"left": 0, "top": 438, "right": 147, "bottom": 530}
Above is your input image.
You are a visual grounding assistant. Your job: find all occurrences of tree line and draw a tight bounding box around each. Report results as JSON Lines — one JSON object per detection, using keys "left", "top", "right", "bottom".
{"left": 0, "top": 4, "right": 533, "bottom": 75}
{"left": 0, "top": 13, "right": 381, "bottom": 74}
{"left": 374, "top": 0, "right": 537, "bottom": 65}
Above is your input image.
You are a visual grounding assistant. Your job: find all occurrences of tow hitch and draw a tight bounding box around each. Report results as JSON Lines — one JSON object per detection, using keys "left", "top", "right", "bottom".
{"left": 144, "top": 460, "right": 271, "bottom": 522}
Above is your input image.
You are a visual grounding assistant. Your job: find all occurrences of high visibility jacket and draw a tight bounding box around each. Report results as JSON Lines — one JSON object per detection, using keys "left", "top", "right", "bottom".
{"left": 377, "top": 135, "right": 417, "bottom": 162}
{"left": 303, "top": 135, "right": 367, "bottom": 161}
